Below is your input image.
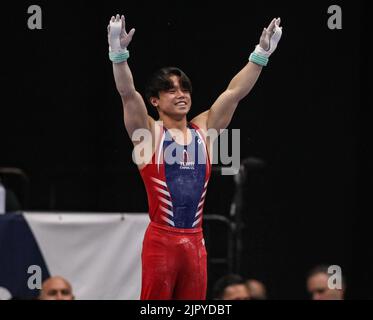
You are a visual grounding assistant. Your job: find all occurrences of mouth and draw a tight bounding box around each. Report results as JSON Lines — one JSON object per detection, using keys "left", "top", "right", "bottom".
{"left": 175, "top": 101, "right": 187, "bottom": 107}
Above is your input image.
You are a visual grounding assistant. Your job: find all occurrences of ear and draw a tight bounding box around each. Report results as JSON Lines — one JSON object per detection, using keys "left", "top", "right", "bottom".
{"left": 150, "top": 97, "right": 159, "bottom": 108}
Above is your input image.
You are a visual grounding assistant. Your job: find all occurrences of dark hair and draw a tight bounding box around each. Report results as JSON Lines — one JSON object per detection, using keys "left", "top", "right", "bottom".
{"left": 212, "top": 274, "right": 246, "bottom": 300}
{"left": 144, "top": 67, "right": 192, "bottom": 105}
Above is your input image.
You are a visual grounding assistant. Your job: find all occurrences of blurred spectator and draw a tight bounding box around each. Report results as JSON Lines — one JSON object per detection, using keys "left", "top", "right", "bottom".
{"left": 212, "top": 274, "right": 250, "bottom": 300}
{"left": 246, "top": 279, "right": 267, "bottom": 300}
{"left": 306, "top": 265, "right": 345, "bottom": 300}
{"left": 39, "top": 276, "right": 75, "bottom": 300}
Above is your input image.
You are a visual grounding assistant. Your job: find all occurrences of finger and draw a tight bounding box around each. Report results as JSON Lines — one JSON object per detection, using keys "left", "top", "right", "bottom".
{"left": 107, "top": 24, "right": 110, "bottom": 33}
{"left": 260, "top": 28, "right": 267, "bottom": 40}
{"left": 275, "top": 17, "right": 281, "bottom": 27}
{"left": 259, "top": 28, "right": 267, "bottom": 48}
{"left": 272, "top": 18, "right": 282, "bottom": 37}
{"left": 116, "top": 14, "right": 120, "bottom": 22}
{"left": 110, "top": 16, "right": 115, "bottom": 23}
{"left": 267, "top": 18, "right": 276, "bottom": 28}
{"left": 267, "top": 18, "right": 276, "bottom": 33}
{"left": 121, "top": 15, "right": 126, "bottom": 30}
{"left": 272, "top": 25, "right": 283, "bottom": 43}
{"left": 128, "top": 28, "right": 136, "bottom": 40}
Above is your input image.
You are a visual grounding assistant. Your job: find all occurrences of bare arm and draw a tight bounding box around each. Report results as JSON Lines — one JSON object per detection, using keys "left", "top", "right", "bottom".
{"left": 113, "top": 61, "right": 150, "bottom": 138}
{"left": 192, "top": 18, "right": 282, "bottom": 132}
{"left": 205, "top": 62, "right": 263, "bottom": 132}
{"left": 108, "top": 15, "right": 151, "bottom": 139}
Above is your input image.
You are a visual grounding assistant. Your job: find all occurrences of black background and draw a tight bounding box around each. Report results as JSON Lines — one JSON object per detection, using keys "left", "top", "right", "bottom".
{"left": 0, "top": 0, "right": 370, "bottom": 299}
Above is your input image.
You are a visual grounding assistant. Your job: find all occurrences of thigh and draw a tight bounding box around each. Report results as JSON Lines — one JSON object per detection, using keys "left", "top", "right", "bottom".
{"left": 140, "top": 226, "right": 178, "bottom": 300}
{"left": 173, "top": 236, "right": 207, "bottom": 300}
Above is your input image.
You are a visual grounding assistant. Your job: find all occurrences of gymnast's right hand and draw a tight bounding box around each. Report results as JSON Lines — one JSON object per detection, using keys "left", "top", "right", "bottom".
{"left": 107, "top": 14, "right": 135, "bottom": 53}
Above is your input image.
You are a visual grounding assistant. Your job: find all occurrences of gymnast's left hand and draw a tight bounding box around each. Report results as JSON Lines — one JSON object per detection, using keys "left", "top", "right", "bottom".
{"left": 258, "top": 17, "right": 282, "bottom": 56}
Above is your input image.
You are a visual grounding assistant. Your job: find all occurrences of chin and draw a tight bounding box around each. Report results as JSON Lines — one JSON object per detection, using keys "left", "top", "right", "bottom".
{"left": 176, "top": 106, "right": 190, "bottom": 113}
{"left": 180, "top": 109, "right": 190, "bottom": 116}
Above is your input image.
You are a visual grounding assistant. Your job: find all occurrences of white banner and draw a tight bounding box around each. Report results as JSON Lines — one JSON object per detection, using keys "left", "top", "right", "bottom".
{"left": 16, "top": 212, "right": 148, "bottom": 299}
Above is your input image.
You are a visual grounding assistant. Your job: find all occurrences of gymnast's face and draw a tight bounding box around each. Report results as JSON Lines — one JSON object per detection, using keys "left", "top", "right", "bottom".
{"left": 151, "top": 75, "right": 191, "bottom": 119}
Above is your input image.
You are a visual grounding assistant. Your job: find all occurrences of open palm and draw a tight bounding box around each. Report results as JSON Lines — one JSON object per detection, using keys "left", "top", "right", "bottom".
{"left": 108, "top": 14, "right": 135, "bottom": 49}
{"left": 259, "top": 17, "right": 282, "bottom": 52}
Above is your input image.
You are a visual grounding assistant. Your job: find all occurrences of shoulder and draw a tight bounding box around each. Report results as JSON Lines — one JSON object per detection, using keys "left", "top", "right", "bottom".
{"left": 134, "top": 117, "right": 164, "bottom": 170}
{"left": 190, "top": 110, "right": 209, "bottom": 132}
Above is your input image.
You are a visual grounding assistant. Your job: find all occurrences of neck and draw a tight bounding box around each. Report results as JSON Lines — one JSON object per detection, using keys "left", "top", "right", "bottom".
{"left": 159, "top": 114, "right": 188, "bottom": 133}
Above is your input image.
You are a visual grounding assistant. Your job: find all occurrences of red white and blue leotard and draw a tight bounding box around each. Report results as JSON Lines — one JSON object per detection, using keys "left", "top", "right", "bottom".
{"left": 139, "top": 122, "right": 211, "bottom": 300}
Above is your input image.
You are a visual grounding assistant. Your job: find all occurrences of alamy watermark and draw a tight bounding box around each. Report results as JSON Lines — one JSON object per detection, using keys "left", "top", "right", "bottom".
{"left": 27, "top": 265, "right": 42, "bottom": 290}
{"left": 27, "top": 5, "right": 42, "bottom": 30}
{"left": 132, "top": 126, "right": 240, "bottom": 175}
{"left": 327, "top": 265, "right": 343, "bottom": 290}
{"left": 327, "top": 5, "right": 342, "bottom": 30}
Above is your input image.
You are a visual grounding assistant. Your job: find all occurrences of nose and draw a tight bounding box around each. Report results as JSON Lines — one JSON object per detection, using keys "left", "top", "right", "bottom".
{"left": 176, "top": 88, "right": 185, "bottom": 98}
{"left": 56, "top": 291, "right": 64, "bottom": 300}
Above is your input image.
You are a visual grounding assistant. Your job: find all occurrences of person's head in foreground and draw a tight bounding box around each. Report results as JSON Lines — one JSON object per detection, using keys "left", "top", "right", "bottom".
{"left": 245, "top": 279, "right": 267, "bottom": 300}
{"left": 307, "top": 265, "right": 345, "bottom": 300}
{"left": 38, "top": 276, "right": 75, "bottom": 300}
{"left": 212, "top": 274, "right": 251, "bottom": 300}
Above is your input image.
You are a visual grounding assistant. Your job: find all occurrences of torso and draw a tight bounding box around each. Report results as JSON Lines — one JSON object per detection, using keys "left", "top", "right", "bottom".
{"left": 139, "top": 122, "right": 211, "bottom": 231}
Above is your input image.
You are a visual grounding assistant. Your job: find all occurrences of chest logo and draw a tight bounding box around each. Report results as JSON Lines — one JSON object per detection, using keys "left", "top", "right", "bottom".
{"left": 180, "top": 150, "right": 195, "bottom": 169}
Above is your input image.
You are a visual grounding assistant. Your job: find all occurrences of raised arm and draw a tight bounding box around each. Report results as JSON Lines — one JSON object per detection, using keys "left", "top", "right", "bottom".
{"left": 192, "top": 18, "right": 283, "bottom": 133}
{"left": 108, "top": 14, "right": 151, "bottom": 139}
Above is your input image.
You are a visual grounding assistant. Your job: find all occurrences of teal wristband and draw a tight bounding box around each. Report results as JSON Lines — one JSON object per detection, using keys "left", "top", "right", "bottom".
{"left": 109, "top": 50, "right": 130, "bottom": 63}
{"left": 249, "top": 52, "right": 268, "bottom": 66}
